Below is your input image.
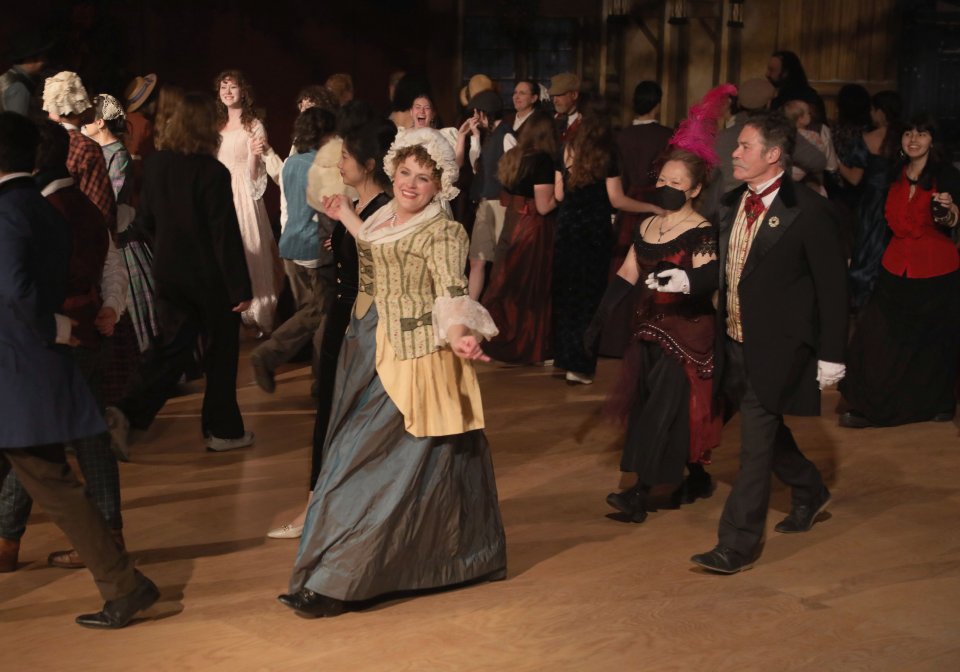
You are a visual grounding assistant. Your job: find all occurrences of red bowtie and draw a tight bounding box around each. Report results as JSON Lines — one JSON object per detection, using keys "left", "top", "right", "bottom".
{"left": 744, "top": 178, "right": 782, "bottom": 229}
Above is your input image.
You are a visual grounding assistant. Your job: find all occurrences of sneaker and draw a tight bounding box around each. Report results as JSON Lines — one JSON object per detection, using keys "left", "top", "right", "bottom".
{"left": 267, "top": 523, "right": 304, "bottom": 539}
{"left": 565, "top": 371, "right": 593, "bottom": 385}
{"left": 249, "top": 351, "right": 276, "bottom": 393}
{"left": 205, "top": 431, "right": 255, "bottom": 452}
{"left": 104, "top": 406, "right": 131, "bottom": 462}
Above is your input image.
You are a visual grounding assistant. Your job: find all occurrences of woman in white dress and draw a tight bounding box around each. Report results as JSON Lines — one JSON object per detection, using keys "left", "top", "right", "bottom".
{"left": 215, "top": 69, "right": 281, "bottom": 334}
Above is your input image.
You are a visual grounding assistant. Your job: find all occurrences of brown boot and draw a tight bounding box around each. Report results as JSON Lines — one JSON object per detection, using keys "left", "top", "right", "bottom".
{"left": 0, "top": 537, "right": 20, "bottom": 573}
{"left": 48, "top": 529, "right": 125, "bottom": 569}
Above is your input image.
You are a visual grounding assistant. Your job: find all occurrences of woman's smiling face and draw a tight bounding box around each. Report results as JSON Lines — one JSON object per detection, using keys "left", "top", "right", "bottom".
{"left": 393, "top": 154, "right": 440, "bottom": 217}
{"left": 902, "top": 128, "right": 932, "bottom": 160}
{"left": 411, "top": 97, "right": 435, "bottom": 128}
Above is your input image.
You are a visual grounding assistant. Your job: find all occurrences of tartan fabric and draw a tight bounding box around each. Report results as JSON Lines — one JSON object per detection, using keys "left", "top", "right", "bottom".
{"left": 67, "top": 130, "right": 117, "bottom": 232}
{"left": 101, "top": 313, "right": 142, "bottom": 407}
{"left": 0, "top": 341, "right": 122, "bottom": 540}
{"left": 121, "top": 239, "right": 160, "bottom": 352}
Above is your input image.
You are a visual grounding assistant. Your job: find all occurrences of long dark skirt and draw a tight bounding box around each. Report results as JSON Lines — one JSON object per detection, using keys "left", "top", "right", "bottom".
{"left": 310, "top": 297, "right": 352, "bottom": 488}
{"left": 481, "top": 200, "right": 553, "bottom": 364}
{"left": 552, "top": 184, "right": 614, "bottom": 376}
{"left": 617, "top": 340, "right": 690, "bottom": 485}
{"left": 841, "top": 268, "right": 960, "bottom": 425}
{"left": 290, "top": 304, "right": 507, "bottom": 602}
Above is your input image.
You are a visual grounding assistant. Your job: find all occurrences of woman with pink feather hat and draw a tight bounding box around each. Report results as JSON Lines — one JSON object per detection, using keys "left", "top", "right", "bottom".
{"left": 586, "top": 84, "right": 737, "bottom": 524}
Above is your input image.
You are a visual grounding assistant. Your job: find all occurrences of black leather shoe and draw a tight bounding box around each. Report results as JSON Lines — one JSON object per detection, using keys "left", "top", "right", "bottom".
{"left": 277, "top": 588, "right": 346, "bottom": 618}
{"left": 75, "top": 570, "right": 160, "bottom": 629}
{"left": 775, "top": 488, "right": 831, "bottom": 534}
{"left": 838, "top": 411, "right": 875, "bottom": 428}
{"left": 606, "top": 484, "right": 648, "bottom": 523}
{"left": 690, "top": 545, "right": 754, "bottom": 574}
{"left": 670, "top": 471, "right": 714, "bottom": 507}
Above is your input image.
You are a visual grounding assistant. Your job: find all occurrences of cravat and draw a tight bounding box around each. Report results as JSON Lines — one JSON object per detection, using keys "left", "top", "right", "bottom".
{"left": 743, "top": 178, "right": 782, "bottom": 229}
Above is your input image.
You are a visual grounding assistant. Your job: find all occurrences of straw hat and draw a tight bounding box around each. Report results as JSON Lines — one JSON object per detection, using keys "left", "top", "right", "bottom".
{"left": 458, "top": 74, "right": 494, "bottom": 108}
{"left": 124, "top": 74, "right": 158, "bottom": 113}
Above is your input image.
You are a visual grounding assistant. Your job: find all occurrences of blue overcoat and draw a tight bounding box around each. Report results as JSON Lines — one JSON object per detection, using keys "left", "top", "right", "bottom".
{"left": 0, "top": 176, "right": 104, "bottom": 448}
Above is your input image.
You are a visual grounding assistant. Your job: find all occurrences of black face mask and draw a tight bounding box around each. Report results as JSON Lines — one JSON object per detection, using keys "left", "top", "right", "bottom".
{"left": 656, "top": 185, "right": 688, "bottom": 211}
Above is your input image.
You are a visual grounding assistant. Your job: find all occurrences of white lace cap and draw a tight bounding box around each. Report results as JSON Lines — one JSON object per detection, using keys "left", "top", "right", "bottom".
{"left": 383, "top": 127, "right": 460, "bottom": 203}
{"left": 94, "top": 93, "right": 126, "bottom": 121}
{"left": 42, "top": 71, "right": 92, "bottom": 116}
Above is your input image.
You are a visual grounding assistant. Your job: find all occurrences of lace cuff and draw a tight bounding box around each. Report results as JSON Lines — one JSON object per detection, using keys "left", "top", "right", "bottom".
{"left": 247, "top": 161, "right": 268, "bottom": 200}
{"left": 432, "top": 295, "right": 499, "bottom": 346}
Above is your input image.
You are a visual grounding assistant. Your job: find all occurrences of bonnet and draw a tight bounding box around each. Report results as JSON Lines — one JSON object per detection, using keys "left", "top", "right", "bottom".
{"left": 383, "top": 127, "right": 460, "bottom": 204}
{"left": 42, "top": 71, "right": 92, "bottom": 117}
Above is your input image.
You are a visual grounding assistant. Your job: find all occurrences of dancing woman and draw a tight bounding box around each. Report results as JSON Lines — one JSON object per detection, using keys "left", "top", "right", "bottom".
{"left": 215, "top": 69, "right": 281, "bottom": 335}
{"left": 267, "top": 119, "right": 395, "bottom": 539}
{"left": 840, "top": 114, "right": 960, "bottom": 427}
{"left": 481, "top": 110, "right": 558, "bottom": 364}
{"left": 589, "top": 85, "right": 733, "bottom": 523}
{"left": 279, "top": 128, "right": 506, "bottom": 617}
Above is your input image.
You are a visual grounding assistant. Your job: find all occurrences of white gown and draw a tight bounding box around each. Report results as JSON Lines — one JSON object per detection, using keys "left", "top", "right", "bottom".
{"left": 217, "top": 119, "right": 280, "bottom": 333}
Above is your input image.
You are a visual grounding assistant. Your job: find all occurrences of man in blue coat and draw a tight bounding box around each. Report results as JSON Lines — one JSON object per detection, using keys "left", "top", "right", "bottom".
{"left": 0, "top": 111, "right": 159, "bottom": 628}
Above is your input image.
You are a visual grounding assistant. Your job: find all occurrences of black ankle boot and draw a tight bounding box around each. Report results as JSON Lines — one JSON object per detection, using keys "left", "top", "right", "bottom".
{"left": 670, "top": 466, "right": 714, "bottom": 507}
{"left": 606, "top": 482, "right": 649, "bottom": 523}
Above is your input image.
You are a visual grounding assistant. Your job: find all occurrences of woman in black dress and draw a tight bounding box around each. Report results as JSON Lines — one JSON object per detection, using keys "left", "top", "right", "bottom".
{"left": 553, "top": 100, "right": 663, "bottom": 385}
{"left": 268, "top": 119, "right": 395, "bottom": 539}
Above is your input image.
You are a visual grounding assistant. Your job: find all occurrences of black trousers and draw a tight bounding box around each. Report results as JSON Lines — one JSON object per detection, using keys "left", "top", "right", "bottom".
{"left": 119, "top": 297, "right": 244, "bottom": 440}
{"left": 0, "top": 445, "right": 136, "bottom": 600}
{"left": 310, "top": 298, "right": 353, "bottom": 489}
{"left": 718, "top": 339, "right": 825, "bottom": 557}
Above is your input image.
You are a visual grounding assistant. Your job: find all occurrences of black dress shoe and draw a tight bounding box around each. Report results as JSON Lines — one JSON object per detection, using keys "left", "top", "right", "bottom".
{"left": 670, "top": 471, "right": 714, "bottom": 507}
{"left": 605, "top": 483, "right": 648, "bottom": 523}
{"left": 690, "top": 545, "right": 754, "bottom": 574}
{"left": 838, "top": 411, "right": 875, "bottom": 428}
{"left": 775, "top": 488, "right": 831, "bottom": 534}
{"left": 75, "top": 570, "right": 160, "bottom": 629}
{"left": 277, "top": 588, "right": 346, "bottom": 618}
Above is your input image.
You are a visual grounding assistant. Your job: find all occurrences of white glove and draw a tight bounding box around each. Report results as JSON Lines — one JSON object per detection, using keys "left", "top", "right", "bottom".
{"left": 644, "top": 268, "right": 690, "bottom": 294}
{"left": 816, "top": 360, "right": 846, "bottom": 390}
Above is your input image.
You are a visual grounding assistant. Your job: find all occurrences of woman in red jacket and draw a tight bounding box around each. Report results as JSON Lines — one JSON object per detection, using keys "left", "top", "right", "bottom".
{"left": 840, "top": 114, "right": 960, "bottom": 427}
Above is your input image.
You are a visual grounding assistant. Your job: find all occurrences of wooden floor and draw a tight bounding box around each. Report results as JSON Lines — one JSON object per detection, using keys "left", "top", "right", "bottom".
{"left": 2, "top": 335, "right": 959, "bottom": 671}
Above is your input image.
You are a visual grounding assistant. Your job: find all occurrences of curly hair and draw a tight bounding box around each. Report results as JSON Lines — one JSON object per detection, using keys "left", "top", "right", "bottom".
{"left": 566, "top": 99, "right": 615, "bottom": 189}
{"left": 214, "top": 70, "right": 260, "bottom": 131}
{"left": 153, "top": 85, "right": 185, "bottom": 150}
{"left": 163, "top": 92, "right": 221, "bottom": 156}
{"left": 391, "top": 144, "right": 442, "bottom": 188}
{"left": 498, "top": 110, "right": 556, "bottom": 190}
{"left": 292, "top": 106, "right": 336, "bottom": 154}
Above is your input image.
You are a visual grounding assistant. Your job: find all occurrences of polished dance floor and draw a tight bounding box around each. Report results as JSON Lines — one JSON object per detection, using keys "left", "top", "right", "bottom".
{"left": 2, "top": 336, "right": 959, "bottom": 671}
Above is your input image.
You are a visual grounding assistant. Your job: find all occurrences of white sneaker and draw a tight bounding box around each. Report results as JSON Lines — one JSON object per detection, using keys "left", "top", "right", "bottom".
{"left": 104, "top": 406, "right": 131, "bottom": 462}
{"left": 267, "top": 523, "right": 304, "bottom": 539}
{"left": 565, "top": 371, "right": 593, "bottom": 385}
{"left": 206, "top": 431, "right": 255, "bottom": 452}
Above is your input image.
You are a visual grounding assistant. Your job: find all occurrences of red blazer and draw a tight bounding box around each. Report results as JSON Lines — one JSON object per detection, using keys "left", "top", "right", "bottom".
{"left": 46, "top": 182, "right": 109, "bottom": 348}
{"left": 882, "top": 168, "right": 960, "bottom": 279}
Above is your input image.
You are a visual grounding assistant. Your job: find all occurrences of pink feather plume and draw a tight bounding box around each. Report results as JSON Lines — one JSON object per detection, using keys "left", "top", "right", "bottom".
{"left": 668, "top": 83, "right": 738, "bottom": 170}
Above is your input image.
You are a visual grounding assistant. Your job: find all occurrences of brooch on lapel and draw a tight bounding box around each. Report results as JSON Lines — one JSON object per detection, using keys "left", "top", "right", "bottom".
{"left": 767, "top": 216, "right": 780, "bottom": 228}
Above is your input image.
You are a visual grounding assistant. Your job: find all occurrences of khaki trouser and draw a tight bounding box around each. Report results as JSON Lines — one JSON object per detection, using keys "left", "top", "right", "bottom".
{"left": 0, "top": 444, "right": 137, "bottom": 601}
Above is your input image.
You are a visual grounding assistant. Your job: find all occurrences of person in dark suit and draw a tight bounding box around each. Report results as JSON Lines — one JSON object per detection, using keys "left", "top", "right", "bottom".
{"left": 106, "top": 92, "right": 253, "bottom": 456}
{"left": 650, "top": 110, "right": 848, "bottom": 573}
{"left": 0, "top": 111, "right": 159, "bottom": 627}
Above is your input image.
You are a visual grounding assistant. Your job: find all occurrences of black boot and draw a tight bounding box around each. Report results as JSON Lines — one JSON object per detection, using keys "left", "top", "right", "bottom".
{"left": 606, "top": 482, "right": 649, "bottom": 523}
{"left": 670, "top": 463, "right": 714, "bottom": 507}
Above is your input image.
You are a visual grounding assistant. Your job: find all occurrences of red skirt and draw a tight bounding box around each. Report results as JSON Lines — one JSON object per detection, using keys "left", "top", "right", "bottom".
{"left": 481, "top": 195, "right": 555, "bottom": 364}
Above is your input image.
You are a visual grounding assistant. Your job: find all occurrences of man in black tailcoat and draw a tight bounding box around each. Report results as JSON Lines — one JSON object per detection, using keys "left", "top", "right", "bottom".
{"left": 650, "top": 110, "right": 848, "bottom": 572}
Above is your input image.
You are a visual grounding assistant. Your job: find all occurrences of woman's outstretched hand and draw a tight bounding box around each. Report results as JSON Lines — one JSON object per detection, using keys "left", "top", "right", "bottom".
{"left": 452, "top": 334, "right": 490, "bottom": 362}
